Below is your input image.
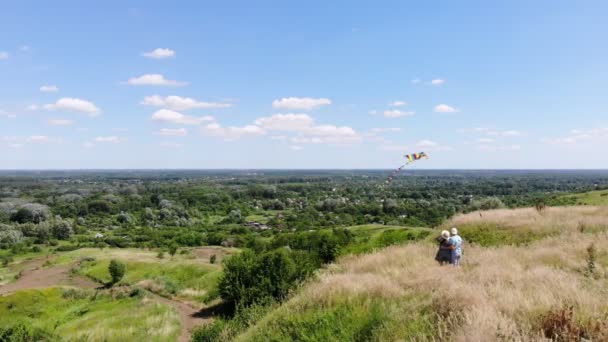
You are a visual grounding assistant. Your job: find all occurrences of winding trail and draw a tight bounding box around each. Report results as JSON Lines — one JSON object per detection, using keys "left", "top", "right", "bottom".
{"left": 0, "top": 257, "right": 211, "bottom": 342}
{"left": 151, "top": 293, "right": 210, "bottom": 342}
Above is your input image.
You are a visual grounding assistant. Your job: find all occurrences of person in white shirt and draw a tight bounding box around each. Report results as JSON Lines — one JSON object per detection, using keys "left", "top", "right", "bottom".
{"left": 449, "top": 227, "right": 463, "bottom": 266}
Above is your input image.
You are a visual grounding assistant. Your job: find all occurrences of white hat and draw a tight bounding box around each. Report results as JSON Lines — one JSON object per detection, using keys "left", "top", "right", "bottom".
{"left": 451, "top": 227, "right": 458, "bottom": 235}
{"left": 441, "top": 230, "right": 450, "bottom": 239}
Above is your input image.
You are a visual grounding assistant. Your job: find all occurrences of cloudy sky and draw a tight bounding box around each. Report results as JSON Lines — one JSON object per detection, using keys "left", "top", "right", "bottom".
{"left": 1, "top": 1, "right": 607, "bottom": 169}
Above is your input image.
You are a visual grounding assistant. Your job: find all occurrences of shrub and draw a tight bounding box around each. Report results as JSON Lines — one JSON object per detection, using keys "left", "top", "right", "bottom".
{"left": 219, "top": 248, "right": 311, "bottom": 307}
{"left": 51, "top": 220, "right": 73, "bottom": 240}
{"left": 55, "top": 245, "right": 80, "bottom": 252}
{"left": 168, "top": 243, "right": 178, "bottom": 257}
{"left": 0, "top": 321, "right": 55, "bottom": 341}
{"left": 209, "top": 254, "right": 217, "bottom": 264}
{"left": 108, "top": 259, "right": 126, "bottom": 285}
{"left": 192, "top": 319, "right": 227, "bottom": 342}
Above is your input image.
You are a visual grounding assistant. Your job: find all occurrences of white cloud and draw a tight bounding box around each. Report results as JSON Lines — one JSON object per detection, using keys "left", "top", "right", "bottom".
{"left": 141, "top": 95, "right": 232, "bottom": 110}
{"left": 486, "top": 129, "right": 522, "bottom": 137}
{"left": 142, "top": 48, "right": 175, "bottom": 59}
{"left": 203, "top": 113, "right": 361, "bottom": 145}
{"left": 48, "top": 119, "right": 74, "bottom": 126}
{"left": 44, "top": 98, "right": 100, "bottom": 116}
{"left": 254, "top": 113, "right": 314, "bottom": 131}
{"left": 158, "top": 128, "right": 187, "bottom": 136}
{"left": 460, "top": 127, "right": 523, "bottom": 137}
{"left": 151, "top": 109, "right": 213, "bottom": 125}
{"left": 40, "top": 85, "right": 59, "bottom": 92}
{"left": 272, "top": 97, "right": 331, "bottom": 110}
{"left": 26, "top": 104, "right": 40, "bottom": 111}
{"left": 415, "top": 139, "right": 452, "bottom": 151}
{"left": 370, "top": 127, "right": 402, "bottom": 133}
{"left": 476, "top": 138, "right": 495, "bottom": 143}
{"left": 291, "top": 137, "right": 323, "bottom": 144}
{"left": 477, "top": 144, "right": 521, "bottom": 151}
{"left": 0, "top": 109, "right": 16, "bottom": 119}
{"left": 0, "top": 136, "right": 18, "bottom": 142}
{"left": 298, "top": 125, "right": 362, "bottom": 145}
{"left": 0, "top": 52, "right": 8, "bottom": 60}
{"left": 27, "top": 135, "right": 50, "bottom": 143}
{"left": 202, "top": 123, "right": 265, "bottom": 141}
{"left": 126, "top": 74, "right": 187, "bottom": 86}
{"left": 416, "top": 140, "right": 439, "bottom": 148}
{"left": 542, "top": 128, "right": 608, "bottom": 145}
{"left": 389, "top": 101, "right": 407, "bottom": 107}
{"left": 1, "top": 136, "right": 25, "bottom": 148}
{"left": 383, "top": 110, "right": 415, "bottom": 118}
{"left": 500, "top": 130, "right": 521, "bottom": 137}
{"left": 411, "top": 78, "right": 420, "bottom": 84}
{"left": 368, "top": 110, "right": 378, "bottom": 115}
{"left": 94, "top": 136, "right": 126, "bottom": 143}
{"left": 430, "top": 79, "right": 445, "bottom": 85}
{"left": 290, "top": 145, "right": 304, "bottom": 151}
{"left": 434, "top": 104, "right": 458, "bottom": 113}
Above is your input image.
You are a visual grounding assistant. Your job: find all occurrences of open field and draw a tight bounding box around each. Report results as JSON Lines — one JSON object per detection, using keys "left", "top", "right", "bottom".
{"left": 230, "top": 206, "right": 608, "bottom": 341}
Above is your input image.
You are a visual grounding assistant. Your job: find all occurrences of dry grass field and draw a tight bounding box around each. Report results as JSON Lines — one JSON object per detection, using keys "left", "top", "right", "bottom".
{"left": 236, "top": 206, "right": 608, "bottom": 341}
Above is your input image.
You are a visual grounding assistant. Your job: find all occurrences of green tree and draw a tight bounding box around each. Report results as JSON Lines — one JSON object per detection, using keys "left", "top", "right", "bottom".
{"left": 168, "top": 243, "right": 178, "bottom": 257}
{"left": 108, "top": 259, "right": 126, "bottom": 285}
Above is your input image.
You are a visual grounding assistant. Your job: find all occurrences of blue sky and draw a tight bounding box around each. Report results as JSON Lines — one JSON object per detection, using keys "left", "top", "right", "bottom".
{"left": 1, "top": 0, "right": 607, "bottom": 169}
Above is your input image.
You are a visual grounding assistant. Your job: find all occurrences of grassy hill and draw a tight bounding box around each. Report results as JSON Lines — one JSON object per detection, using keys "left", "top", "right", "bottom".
{"left": 230, "top": 206, "right": 608, "bottom": 341}
{"left": 555, "top": 189, "right": 608, "bottom": 206}
{"left": 0, "top": 288, "right": 180, "bottom": 341}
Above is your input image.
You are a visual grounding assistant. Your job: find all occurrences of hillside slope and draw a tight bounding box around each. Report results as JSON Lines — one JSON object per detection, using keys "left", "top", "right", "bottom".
{"left": 234, "top": 206, "right": 608, "bottom": 341}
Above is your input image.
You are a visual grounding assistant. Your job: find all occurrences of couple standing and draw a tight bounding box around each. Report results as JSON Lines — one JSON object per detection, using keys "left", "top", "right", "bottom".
{"left": 435, "top": 227, "right": 463, "bottom": 266}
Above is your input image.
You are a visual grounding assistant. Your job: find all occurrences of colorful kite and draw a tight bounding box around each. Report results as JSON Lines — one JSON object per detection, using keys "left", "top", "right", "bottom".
{"left": 386, "top": 151, "right": 429, "bottom": 184}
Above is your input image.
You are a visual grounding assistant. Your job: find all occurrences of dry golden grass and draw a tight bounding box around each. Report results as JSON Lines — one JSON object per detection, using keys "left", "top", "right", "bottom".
{"left": 444, "top": 206, "right": 608, "bottom": 234}
{"left": 283, "top": 206, "right": 608, "bottom": 341}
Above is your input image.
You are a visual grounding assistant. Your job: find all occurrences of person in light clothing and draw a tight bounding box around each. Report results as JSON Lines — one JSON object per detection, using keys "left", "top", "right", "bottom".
{"left": 449, "top": 227, "right": 463, "bottom": 266}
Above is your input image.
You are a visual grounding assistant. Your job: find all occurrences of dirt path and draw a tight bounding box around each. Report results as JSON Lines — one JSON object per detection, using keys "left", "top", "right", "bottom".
{"left": 0, "top": 258, "right": 98, "bottom": 295}
{"left": 151, "top": 294, "right": 210, "bottom": 342}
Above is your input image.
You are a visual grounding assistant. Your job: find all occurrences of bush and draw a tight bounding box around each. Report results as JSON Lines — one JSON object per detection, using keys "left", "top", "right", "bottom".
{"left": 108, "top": 259, "right": 126, "bottom": 285}
{"left": 51, "top": 220, "right": 73, "bottom": 240}
{"left": 168, "top": 243, "right": 178, "bottom": 257}
{"left": 210, "top": 254, "right": 217, "bottom": 264}
{"left": 192, "top": 319, "right": 227, "bottom": 342}
{"left": 55, "top": 245, "right": 80, "bottom": 252}
{"left": 219, "top": 248, "right": 315, "bottom": 307}
{"left": 0, "top": 321, "right": 55, "bottom": 341}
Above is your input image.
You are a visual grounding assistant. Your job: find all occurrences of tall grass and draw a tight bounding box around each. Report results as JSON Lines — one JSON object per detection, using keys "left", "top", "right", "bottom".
{"left": 441, "top": 206, "right": 608, "bottom": 246}
{"left": 236, "top": 207, "right": 608, "bottom": 341}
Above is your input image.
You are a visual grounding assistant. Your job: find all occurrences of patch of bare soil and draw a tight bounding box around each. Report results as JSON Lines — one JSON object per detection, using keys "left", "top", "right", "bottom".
{"left": 0, "top": 257, "right": 98, "bottom": 295}
{"left": 151, "top": 294, "right": 211, "bottom": 342}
